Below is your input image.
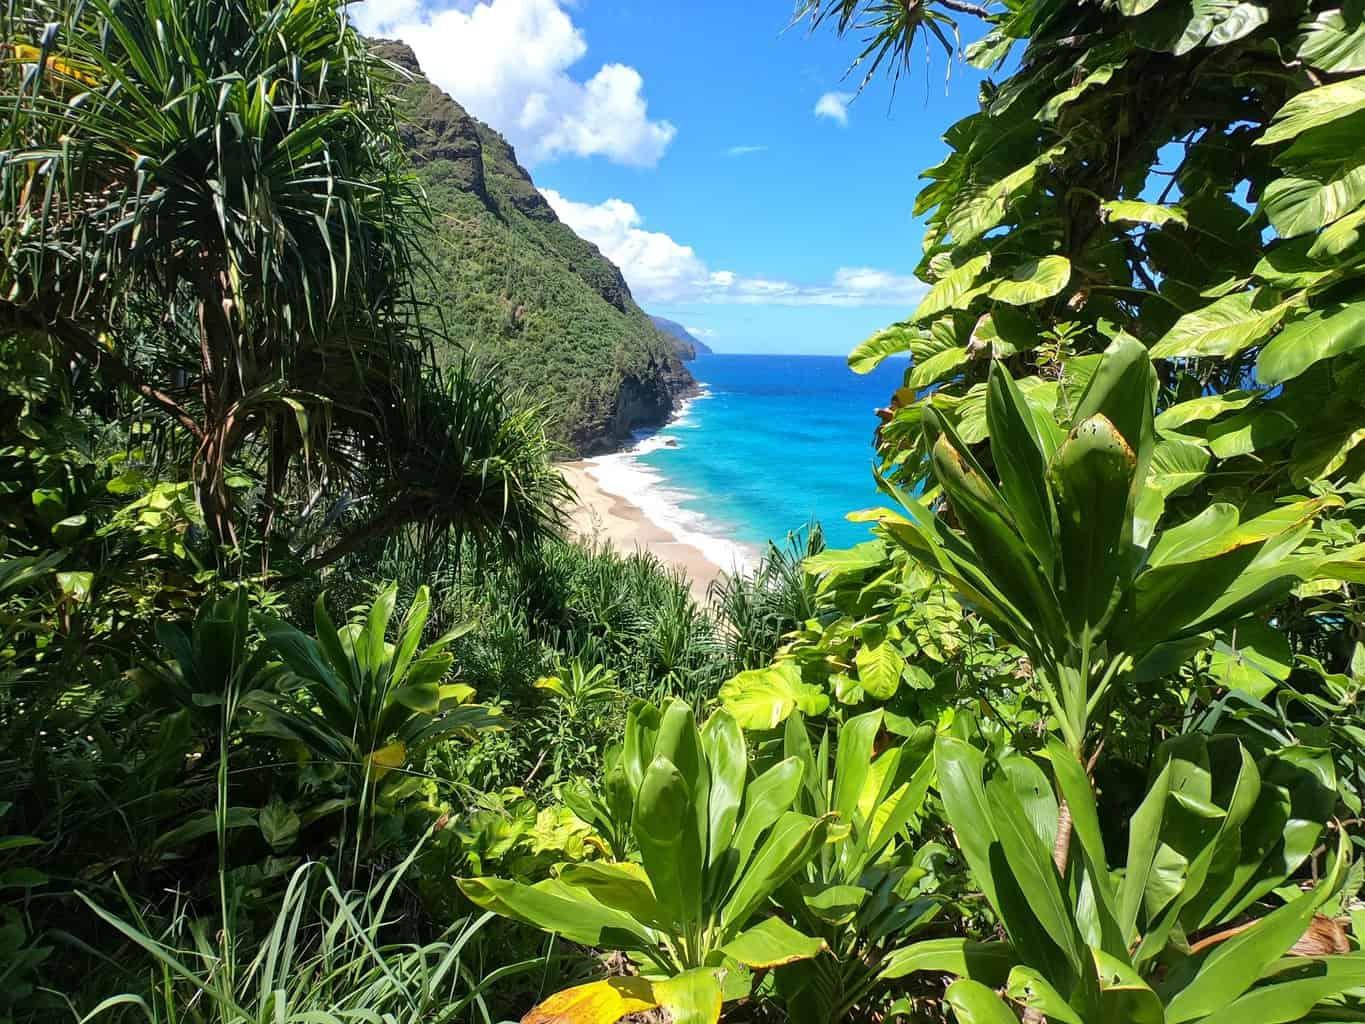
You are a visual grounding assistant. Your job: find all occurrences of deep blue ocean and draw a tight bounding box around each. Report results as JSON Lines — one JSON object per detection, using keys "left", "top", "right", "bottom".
{"left": 586, "top": 353, "right": 908, "bottom": 567}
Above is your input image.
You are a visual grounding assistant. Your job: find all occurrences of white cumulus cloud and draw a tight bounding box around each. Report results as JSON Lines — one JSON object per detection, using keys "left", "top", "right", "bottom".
{"left": 541, "top": 189, "right": 924, "bottom": 309}
{"left": 814, "top": 91, "right": 853, "bottom": 125}
{"left": 351, "top": 0, "right": 675, "bottom": 167}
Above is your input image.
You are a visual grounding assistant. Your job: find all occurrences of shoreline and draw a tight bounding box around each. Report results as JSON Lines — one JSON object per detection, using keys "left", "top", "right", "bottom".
{"left": 559, "top": 388, "right": 759, "bottom": 603}
{"left": 559, "top": 460, "right": 725, "bottom": 604}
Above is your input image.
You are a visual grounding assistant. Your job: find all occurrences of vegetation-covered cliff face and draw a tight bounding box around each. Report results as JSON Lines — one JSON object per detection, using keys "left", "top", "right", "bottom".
{"left": 370, "top": 40, "right": 695, "bottom": 455}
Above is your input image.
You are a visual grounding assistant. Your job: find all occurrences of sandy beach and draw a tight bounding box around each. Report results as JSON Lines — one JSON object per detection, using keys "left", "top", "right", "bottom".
{"left": 559, "top": 461, "right": 726, "bottom": 603}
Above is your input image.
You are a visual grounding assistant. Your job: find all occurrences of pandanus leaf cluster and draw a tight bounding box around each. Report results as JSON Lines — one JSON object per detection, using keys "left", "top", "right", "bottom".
{"left": 460, "top": 698, "right": 835, "bottom": 1024}
{"left": 875, "top": 337, "right": 1340, "bottom": 754}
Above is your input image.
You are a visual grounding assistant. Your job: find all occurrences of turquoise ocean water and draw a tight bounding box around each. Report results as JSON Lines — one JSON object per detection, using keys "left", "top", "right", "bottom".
{"left": 583, "top": 353, "right": 908, "bottom": 571}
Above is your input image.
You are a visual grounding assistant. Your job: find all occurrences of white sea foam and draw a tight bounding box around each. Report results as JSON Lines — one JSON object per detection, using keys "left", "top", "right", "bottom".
{"left": 586, "top": 387, "right": 760, "bottom": 576}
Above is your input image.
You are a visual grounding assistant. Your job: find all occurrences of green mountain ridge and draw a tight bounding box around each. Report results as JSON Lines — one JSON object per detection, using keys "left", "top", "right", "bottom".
{"left": 370, "top": 39, "right": 696, "bottom": 455}
{"left": 649, "top": 316, "right": 713, "bottom": 358}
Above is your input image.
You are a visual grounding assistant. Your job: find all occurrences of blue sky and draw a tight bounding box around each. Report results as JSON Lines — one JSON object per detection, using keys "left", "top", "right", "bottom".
{"left": 353, "top": 0, "right": 992, "bottom": 354}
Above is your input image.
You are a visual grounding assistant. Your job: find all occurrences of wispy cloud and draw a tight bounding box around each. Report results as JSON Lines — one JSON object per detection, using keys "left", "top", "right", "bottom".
{"left": 814, "top": 91, "right": 853, "bottom": 125}
{"left": 685, "top": 325, "right": 717, "bottom": 338}
{"left": 541, "top": 189, "right": 925, "bottom": 308}
{"left": 725, "top": 145, "right": 768, "bottom": 157}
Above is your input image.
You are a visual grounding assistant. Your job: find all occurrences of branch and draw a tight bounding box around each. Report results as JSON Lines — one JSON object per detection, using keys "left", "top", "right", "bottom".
{"left": 3, "top": 306, "right": 205, "bottom": 441}
{"left": 937, "top": 0, "right": 992, "bottom": 15}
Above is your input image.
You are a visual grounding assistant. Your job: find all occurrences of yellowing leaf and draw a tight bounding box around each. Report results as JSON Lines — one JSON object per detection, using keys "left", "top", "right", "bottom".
{"left": 1101, "top": 200, "right": 1188, "bottom": 228}
{"left": 522, "top": 978, "right": 657, "bottom": 1024}
{"left": 365, "top": 741, "right": 406, "bottom": 780}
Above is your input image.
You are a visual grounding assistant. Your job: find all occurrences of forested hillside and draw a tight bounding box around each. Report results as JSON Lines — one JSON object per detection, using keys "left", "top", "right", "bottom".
{"left": 371, "top": 40, "right": 695, "bottom": 454}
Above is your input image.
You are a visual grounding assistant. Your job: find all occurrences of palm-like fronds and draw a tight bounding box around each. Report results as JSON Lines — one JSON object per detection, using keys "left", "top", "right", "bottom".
{"left": 792, "top": 0, "right": 990, "bottom": 92}
{"left": 0, "top": 0, "right": 426, "bottom": 544}
{"left": 301, "top": 361, "right": 573, "bottom": 571}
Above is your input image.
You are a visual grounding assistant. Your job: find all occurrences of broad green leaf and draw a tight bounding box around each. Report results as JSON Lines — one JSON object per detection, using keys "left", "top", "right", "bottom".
{"left": 635, "top": 754, "right": 702, "bottom": 931}
{"left": 1157, "top": 390, "right": 1259, "bottom": 432}
{"left": 522, "top": 977, "right": 657, "bottom": 1024}
{"left": 1311, "top": 205, "right": 1365, "bottom": 258}
{"left": 718, "top": 916, "right": 827, "bottom": 967}
{"left": 1150, "top": 290, "right": 1292, "bottom": 359}
{"left": 1101, "top": 200, "right": 1188, "bottom": 227}
{"left": 1119, "top": 0, "right": 1161, "bottom": 12}
{"left": 721, "top": 811, "right": 831, "bottom": 931}
{"left": 804, "top": 540, "right": 887, "bottom": 581}
{"left": 1072, "top": 334, "right": 1156, "bottom": 484}
{"left": 1147, "top": 438, "right": 1211, "bottom": 499}
{"left": 1259, "top": 76, "right": 1365, "bottom": 146}
{"left": 1207, "top": 409, "right": 1297, "bottom": 459}
{"left": 1124, "top": 764, "right": 1179, "bottom": 939}
{"left": 987, "top": 255, "right": 1072, "bottom": 306}
{"left": 701, "top": 711, "right": 746, "bottom": 866}
{"left": 912, "top": 254, "right": 991, "bottom": 322}
{"left": 1005, "top": 966, "right": 1084, "bottom": 1024}
{"left": 56, "top": 570, "right": 93, "bottom": 603}
{"left": 1048, "top": 414, "right": 1137, "bottom": 633}
{"left": 1263, "top": 166, "right": 1365, "bottom": 239}
{"left": 650, "top": 968, "right": 724, "bottom": 1024}
{"left": 849, "top": 324, "right": 914, "bottom": 374}
{"left": 855, "top": 638, "right": 906, "bottom": 699}
{"left": 1296, "top": 10, "right": 1365, "bottom": 72}
{"left": 832, "top": 710, "right": 882, "bottom": 827}
{"left": 1164, "top": 874, "right": 1335, "bottom": 1022}
{"left": 1039, "top": 66, "right": 1117, "bottom": 122}
{"left": 1094, "top": 949, "right": 1165, "bottom": 1024}
{"left": 457, "top": 876, "right": 656, "bottom": 951}
{"left": 944, "top": 979, "right": 1021, "bottom": 1024}
{"left": 555, "top": 861, "right": 664, "bottom": 929}
{"left": 257, "top": 799, "right": 299, "bottom": 853}
{"left": 907, "top": 343, "right": 970, "bottom": 388}
{"left": 984, "top": 771, "right": 1091, "bottom": 986}
{"left": 946, "top": 147, "right": 1063, "bottom": 245}
{"left": 718, "top": 662, "right": 829, "bottom": 730}
{"left": 878, "top": 938, "right": 1014, "bottom": 984}
{"left": 1257, "top": 302, "right": 1365, "bottom": 384}
{"left": 727, "top": 757, "right": 806, "bottom": 885}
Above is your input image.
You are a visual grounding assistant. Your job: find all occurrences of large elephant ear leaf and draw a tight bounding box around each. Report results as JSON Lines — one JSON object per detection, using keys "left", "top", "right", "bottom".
{"left": 987, "top": 360, "right": 1058, "bottom": 573}
{"left": 1047, "top": 414, "right": 1138, "bottom": 634}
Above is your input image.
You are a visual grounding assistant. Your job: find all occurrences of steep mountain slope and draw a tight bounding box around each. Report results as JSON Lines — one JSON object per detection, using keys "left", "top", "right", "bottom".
{"left": 650, "top": 317, "right": 713, "bottom": 358}
{"left": 371, "top": 40, "right": 695, "bottom": 455}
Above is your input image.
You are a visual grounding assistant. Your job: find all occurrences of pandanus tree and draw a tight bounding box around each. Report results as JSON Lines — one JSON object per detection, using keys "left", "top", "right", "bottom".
{"left": 0, "top": 0, "right": 568, "bottom": 564}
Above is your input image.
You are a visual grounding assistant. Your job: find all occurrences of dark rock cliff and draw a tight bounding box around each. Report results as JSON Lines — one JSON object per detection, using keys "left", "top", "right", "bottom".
{"left": 370, "top": 39, "right": 695, "bottom": 453}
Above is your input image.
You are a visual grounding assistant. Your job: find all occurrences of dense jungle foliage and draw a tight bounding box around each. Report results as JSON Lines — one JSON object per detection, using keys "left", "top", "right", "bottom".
{"left": 0, "top": 1, "right": 1363, "bottom": 1023}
